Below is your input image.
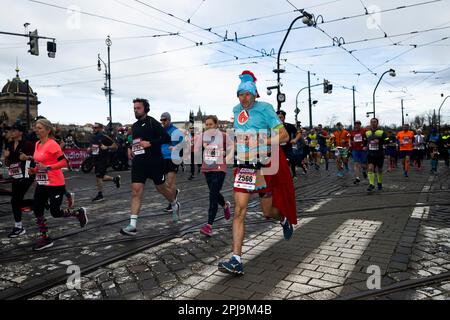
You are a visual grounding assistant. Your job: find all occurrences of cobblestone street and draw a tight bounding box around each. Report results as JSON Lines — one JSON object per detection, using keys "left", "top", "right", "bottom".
{"left": 1, "top": 162, "right": 448, "bottom": 300}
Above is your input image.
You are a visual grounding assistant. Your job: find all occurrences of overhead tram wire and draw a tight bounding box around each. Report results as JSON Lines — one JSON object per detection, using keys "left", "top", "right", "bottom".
{"left": 34, "top": 56, "right": 263, "bottom": 88}
{"left": 24, "top": 23, "right": 450, "bottom": 81}
{"left": 25, "top": 0, "right": 242, "bottom": 61}
{"left": 359, "top": 0, "right": 396, "bottom": 45}
{"left": 370, "top": 36, "right": 450, "bottom": 71}
{"left": 21, "top": 1, "right": 447, "bottom": 83}
{"left": 232, "top": 0, "right": 444, "bottom": 42}
{"left": 133, "top": 0, "right": 310, "bottom": 74}
{"left": 27, "top": 0, "right": 176, "bottom": 34}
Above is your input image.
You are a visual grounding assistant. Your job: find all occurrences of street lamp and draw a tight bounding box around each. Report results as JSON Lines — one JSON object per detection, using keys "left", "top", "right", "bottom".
{"left": 372, "top": 68, "right": 396, "bottom": 117}
{"left": 274, "top": 9, "right": 318, "bottom": 111}
{"left": 438, "top": 93, "right": 450, "bottom": 133}
{"left": 97, "top": 35, "right": 113, "bottom": 135}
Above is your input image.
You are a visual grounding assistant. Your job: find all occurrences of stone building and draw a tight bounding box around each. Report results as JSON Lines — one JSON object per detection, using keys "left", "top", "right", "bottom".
{"left": 0, "top": 67, "right": 40, "bottom": 127}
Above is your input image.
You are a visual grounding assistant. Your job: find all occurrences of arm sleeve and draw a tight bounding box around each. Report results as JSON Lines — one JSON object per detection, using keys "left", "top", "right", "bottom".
{"left": 149, "top": 119, "right": 170, "bottom": 147}
{"left": 263, "top": 104, "right": 283, "bottom": 130}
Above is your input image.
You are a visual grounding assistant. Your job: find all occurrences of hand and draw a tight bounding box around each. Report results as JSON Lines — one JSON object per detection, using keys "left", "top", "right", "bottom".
{"left": 28, "top": 167, "right": 37, "bottom": 175}
{"left": 290, "top": 140, "right": 297, "bottom": 145}
{"left": 140, "top": 141, "right": 151, "bottom": 148}
{"left": 100, "top": 145, "right": 108, "bottom": 151}
{"left": 19, "top": 152, "right": 29, "bottom": 161}
{"left": 363, "top": 146, "right": 368, "bottom": 151}
{"left": 128, "top": 148, "right": 134, "bottom": 160}
{"left": 3, "top": 150, "right": 10, "bottom": 159}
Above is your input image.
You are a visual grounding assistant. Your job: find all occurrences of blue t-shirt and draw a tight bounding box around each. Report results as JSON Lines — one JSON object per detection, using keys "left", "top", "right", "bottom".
{"left": 161, "top": 124, "right": 183, "bottom": 160}
{"left": 233, "top": 101, "right": 283, "bottom": 161}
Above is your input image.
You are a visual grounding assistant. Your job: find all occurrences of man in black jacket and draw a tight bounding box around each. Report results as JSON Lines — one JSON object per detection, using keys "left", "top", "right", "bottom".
{"left": 120, "top": 98, "right": 181, "bottom": 236}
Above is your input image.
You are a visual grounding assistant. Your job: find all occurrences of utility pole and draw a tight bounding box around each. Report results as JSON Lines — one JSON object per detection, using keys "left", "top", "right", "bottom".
{"left": 107, "top": 36, "right": 112, "bottom": 135}
{"left": 353, "top": 86, "right": 356, "bottom": 125}
{"left": 98, "top": 36, "right": 113, "bottom": 135}
{"left": 25, "top": 80, "right": 30, "bottom": 130}
{"left": 308, "top": 71, "right": 312, "bottom": 129}
{"left": 401, "top": 99, "right": 404, "bottom": 126}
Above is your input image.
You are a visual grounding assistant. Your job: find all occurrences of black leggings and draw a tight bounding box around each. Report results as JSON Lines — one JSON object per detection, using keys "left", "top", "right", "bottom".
{"left": 33, "top": 185, "right": 67, "bottom": 219}
{"left": 205, "top": 171, "right": 226, "bottom": 225}
{"left": 11, "top": 178, "right": 35, "bottom": 223}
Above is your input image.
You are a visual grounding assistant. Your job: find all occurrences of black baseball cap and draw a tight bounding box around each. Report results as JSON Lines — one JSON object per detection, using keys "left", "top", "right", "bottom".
{"left": 11, "top": 123, "right": 26, "bottom": 132}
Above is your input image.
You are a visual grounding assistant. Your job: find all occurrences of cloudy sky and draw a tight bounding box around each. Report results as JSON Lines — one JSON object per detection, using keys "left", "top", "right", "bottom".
{"left": 1, "top": 0, "right": 449, "bottom": 127}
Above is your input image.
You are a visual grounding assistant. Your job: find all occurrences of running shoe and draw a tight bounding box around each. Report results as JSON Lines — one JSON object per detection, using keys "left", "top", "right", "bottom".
{"left": 76, "top": 207, "right": 88, "bottom": 228}
{"left": 367, "top": 184, "right": 375, "bottom": 192}
{"left": 353, "top": 178, "right": 360, "bottom": 185}
{"left": 175, "top": 189, "right": 180, "bottom": 202}
{"left": 404, "top": 171, "right": 408, "bottom": 177}
{"left": 92, "top": 193, "right": 104, "bottom": 202}
{"left": 164, "top": 204, "right": 173, "bottom": 212}
{"left": 120, "top": 225, "right": 137, "bottom": 236}
{"left": 362, "top": 171, "right": 368, "bottom": 179}
{"left": 8, "top": 227, "right": 26, "bottom": 238}
{"left": 32, "top": 236, "right": 54, "bottom": 251}
{"left": 200, "top": 224, "right": 212, "bottom": 237}
{"left": 113, "top": 175, "right": 121, "bottom": 188}
{"left": 218, "top": 257, "right": 244, "bottom": 275}
{"left": 223, "top": 201, "right": 231, "bottom": 220}
{"left": 188, "top": 175, "right": 194, "bottom": 180}
{"left": 378, "top": 183, "right": 383, "bottom": 191}
{"left": 172, "top": 202, "right": 181, "bottom": 222}
{"left": 336, "top": 171, "right": 344, "bottom": 178}
{"left": 281, "top": 218, "right": 294, "bottom": 240}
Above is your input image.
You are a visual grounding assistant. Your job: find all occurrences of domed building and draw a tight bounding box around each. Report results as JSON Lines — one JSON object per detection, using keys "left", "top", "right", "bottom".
{"left": 0, "top": 67, "right": 40, "bottom": 127}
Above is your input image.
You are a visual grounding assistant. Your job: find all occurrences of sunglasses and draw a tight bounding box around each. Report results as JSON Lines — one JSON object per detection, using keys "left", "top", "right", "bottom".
{"left": 160, "top": 119, "right": 168, "bottom": 122}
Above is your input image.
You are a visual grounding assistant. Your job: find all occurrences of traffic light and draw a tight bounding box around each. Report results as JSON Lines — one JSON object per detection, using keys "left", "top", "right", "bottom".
{"left": 27, "top": 29, "right": 39, "bottom": 56}
{"left": 47, "top": 41, "right": 56, "bottom": 58}
{"left": 323, "top": 79, "right": 333, "bottom": 94}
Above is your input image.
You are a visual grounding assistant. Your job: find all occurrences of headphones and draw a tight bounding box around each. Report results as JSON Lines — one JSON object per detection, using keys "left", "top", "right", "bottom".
{"left": 144, "top": 100, "right": 150, "bottom": 113}
{"left": 134, "top": 98, "right": 150, "bottom": 113}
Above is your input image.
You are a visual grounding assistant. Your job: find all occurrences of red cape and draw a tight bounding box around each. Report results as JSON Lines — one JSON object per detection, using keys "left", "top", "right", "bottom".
{"left": 270, "top": 147, "right": 298, "bottom": 225}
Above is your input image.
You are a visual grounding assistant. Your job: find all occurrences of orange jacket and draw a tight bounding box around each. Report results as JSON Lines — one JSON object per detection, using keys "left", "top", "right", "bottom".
{"left": 333, "top": 129, "right": 351, "bottom": 148}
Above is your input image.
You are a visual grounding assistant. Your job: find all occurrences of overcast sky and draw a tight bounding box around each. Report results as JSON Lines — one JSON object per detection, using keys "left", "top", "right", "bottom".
{"left": 1, "top": 0, "right": 449, "bottom": 127}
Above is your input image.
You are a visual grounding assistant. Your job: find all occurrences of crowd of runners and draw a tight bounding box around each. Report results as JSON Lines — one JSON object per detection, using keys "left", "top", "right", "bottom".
{"left": 1, "top": 70, "right": 449, "bottom": 275}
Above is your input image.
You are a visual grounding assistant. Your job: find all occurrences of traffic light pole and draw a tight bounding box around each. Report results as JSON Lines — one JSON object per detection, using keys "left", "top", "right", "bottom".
{"left": 353, "top": 86, "right": 356, "bottom": 125}
{"left": 295, "top": 82, "right": 322, "bottom": 129}
{"left": 107, "top": 38, "right": 112, "bottom": 135}
{"left": 401, "top": 99, "right": 405, "bottom": 126}
{"left": 308, "top": 71, "right": 313, "bottom": 129}
{"left": 25, "top": 80, "right": 30, "bottom": 131}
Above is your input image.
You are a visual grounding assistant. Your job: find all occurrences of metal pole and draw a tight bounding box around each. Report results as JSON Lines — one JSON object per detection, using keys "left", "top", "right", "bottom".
{"left": 373, "top": 70, "right": 389, "bottom": 118}
{"left": 308, "top": 71, "right": 312, "bottom": 129}
{"left": 438, "top": 95, "right": 450, "bottom": 134}
{"left": 352, "top": 86, "right": 356, "bottom": 125}
{"left": 25, "top": 80, "right": 30, "bottom": 131}
{"left": 107, "top": 37, "right": 112, "bottom": 135}
{"left": 276, "top": 14, "right": 305, "bottom": 111}
{"left": 401, "top": 99, "right": 404, "bottom": 126}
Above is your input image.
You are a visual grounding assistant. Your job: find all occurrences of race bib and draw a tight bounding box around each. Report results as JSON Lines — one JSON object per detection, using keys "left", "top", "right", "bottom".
{"left": 132, "top": 139, "right": 145, "bottom": 155}
{"left": 92, "top": 144, "right": 100, "bottom": 156}
{"left": 36, "top": 167, "right": 49, "bottom": 185}
{"left": 204, "top": 145, "right": 220, "bottom": 163}
{"left": 8, "top": 163, "right": 23, "bottom": 179}
{"left": 315, "top": 145, "right": 321, "bottom": 151}
{"left": 354, "top": 134, "right": 363, "bottom": 142}
{"left": 369, "top": 140, "right": 379, "bottom": 151}
{"left": 234, "top": 168, "right": 257, "bottom": 191}
{"left": 403, "top": 137, "right": 410, "bottom": 144}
